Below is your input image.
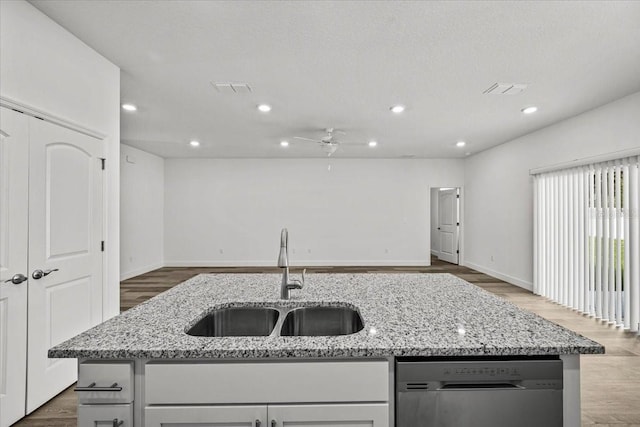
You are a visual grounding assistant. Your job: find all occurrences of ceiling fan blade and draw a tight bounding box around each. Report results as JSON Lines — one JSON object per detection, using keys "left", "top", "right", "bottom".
{"left": 293, "top": 136, "right": 321, "bottom": 143}
{"left": 335, "top": 141, "right": 367, "bottom": 146}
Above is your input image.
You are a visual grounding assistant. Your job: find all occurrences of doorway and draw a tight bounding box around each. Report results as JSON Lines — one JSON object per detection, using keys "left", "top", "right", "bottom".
{"left": 430, "top": 187, "right": 461, "bottom": 265}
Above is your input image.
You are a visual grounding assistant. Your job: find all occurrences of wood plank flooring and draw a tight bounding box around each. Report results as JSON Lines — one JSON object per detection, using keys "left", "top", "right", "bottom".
{"left": 14, "top": 259, "right": 640, "bottom": 426}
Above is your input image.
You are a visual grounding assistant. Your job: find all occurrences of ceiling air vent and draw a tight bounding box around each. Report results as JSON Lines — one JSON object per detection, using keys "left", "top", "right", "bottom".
{"left": 210, "top": 82, "right": 252, "bottom": 94}
{"left": 483, "top": 83, "right": 527, "bottom": 95}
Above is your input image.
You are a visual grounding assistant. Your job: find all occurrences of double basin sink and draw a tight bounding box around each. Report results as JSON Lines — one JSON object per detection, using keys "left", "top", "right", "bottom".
{"left": 186, "top": 304, "right": 364, "bottom": 337}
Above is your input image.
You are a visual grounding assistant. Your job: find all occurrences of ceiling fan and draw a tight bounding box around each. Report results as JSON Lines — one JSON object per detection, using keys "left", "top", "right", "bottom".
{"left": 293, "top": 128, "right": 361, "bottom": 157}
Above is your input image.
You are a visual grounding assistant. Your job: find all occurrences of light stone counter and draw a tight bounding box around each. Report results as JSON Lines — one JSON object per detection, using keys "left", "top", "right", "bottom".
{"left": 49, "top": 273, "right": 604, "bottom": 359}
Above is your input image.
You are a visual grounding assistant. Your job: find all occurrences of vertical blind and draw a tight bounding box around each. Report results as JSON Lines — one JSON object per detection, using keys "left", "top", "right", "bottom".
{"left": 533, "top": 155, "right": 640, "bottom": 332}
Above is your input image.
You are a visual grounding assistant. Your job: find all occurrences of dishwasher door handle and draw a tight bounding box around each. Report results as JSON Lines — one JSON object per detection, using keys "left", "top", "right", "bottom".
{"left": 439, "top": 382, "right": 523, "bottom": 390}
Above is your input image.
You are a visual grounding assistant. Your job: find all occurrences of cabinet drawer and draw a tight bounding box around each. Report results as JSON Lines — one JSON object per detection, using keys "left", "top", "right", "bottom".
{"left": 145, "top": 361, "right": 389, "bottom": 404}
{"left": 78, "top": 403, "right": 133, "bottom": 427}
{"left": 77, "top": 362, "right": 134, "bottom": 404}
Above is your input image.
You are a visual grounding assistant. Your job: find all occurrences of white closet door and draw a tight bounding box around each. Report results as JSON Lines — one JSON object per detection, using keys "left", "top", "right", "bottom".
{"left": 0, "top": 107, "right": 29, "bottom": 427}
{"left": 26, "top": 118, "right": 104, "bottom": 412}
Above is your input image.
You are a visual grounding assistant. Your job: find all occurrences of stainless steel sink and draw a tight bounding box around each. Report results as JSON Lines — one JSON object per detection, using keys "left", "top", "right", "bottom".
{"left": 280, "top": 306, "right": 364, "bottom": 336}
{"left": 186, "top": 307, "right": 279, "bottom": 337}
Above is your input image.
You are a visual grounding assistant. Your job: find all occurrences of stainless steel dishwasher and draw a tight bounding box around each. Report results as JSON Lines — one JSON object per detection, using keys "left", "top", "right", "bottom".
{"left": 396, "top": 357, "right": 563, "bottom": 427}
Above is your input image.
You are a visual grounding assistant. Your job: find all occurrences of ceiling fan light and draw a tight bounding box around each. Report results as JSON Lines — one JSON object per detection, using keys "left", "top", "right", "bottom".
{"left": 257, "top": 104, "right": 272, "bottom": 112}
{"left": 280, "top": 140, "right": 289, "bottom": 147}
{"left": 368, "top": 141, "right": 378, "bottom": 147}
{"left": 189, "top": 140, "right": 200, "bottom": 147}
{"left": 456, "top": 141, "right": 466, "bottom": 147}
{"left": 390, "top": 105, "right": 405, "bottom": 114}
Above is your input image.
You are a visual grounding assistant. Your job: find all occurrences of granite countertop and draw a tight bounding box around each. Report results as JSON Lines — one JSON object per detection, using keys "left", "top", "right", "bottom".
{"left": 48, "top": 273, "right": 604, "bottom": 359}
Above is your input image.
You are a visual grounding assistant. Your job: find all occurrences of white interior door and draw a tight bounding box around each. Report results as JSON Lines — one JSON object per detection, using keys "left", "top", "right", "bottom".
{"left": 437, "top": 188, "right": 459, "bottom": 264}
{"left": 0, "top": 107, "right": 29, "bottom": 427}
{"left": 26, "top": 118, "right": 104, "bottom": 412}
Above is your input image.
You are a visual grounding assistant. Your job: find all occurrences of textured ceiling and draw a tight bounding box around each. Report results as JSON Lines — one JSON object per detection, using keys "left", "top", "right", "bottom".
{"left": 29, "top": 0, "right": 640, "bottom": 159}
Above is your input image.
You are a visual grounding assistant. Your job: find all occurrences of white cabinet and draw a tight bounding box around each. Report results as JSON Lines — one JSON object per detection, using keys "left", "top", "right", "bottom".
{"left": 145, "top": 406, "right": 267, "bottom": 427}
{"left": 145, "top": 404, "right": 388, "bottom": 427}
{"left": 269, "top": 403, "right": 388, "bottom": 427}
{"left": 78, "top": 404, "right": 133, "bottom": 427}
{"left": 77, "top": 362, "right": 134, "bottom": 427}
{"left": 143, "top": 360, "right": 390, "bottom": 427}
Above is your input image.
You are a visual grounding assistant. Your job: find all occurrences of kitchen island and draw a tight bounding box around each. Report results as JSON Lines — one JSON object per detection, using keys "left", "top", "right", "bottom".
{"left": 49, "top": 273, "right": 603, "bottom": 426}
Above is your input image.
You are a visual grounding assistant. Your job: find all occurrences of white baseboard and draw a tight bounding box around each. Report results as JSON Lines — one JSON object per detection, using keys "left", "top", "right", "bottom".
{"left": 463, "top": 261, "right": 533, "bottom": 291}
{"left": 430, "top": 249, "right": 440, "bottom": 256}
{"left": 164, "top": 259, "right": 431, "bottom": 267}
{"left": 120, "top": 261, "right": 164, "bottom": 281}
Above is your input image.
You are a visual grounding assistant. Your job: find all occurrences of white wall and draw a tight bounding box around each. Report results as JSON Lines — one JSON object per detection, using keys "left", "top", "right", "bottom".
{"left": 165, "top": 158, "right": 464, "bottom": 266}
{"left": 120, "top": 145, "right": 164, "bottom": 280}
{"left": 464, "top": 91, "right": 640, "bottom": 290}
{"left": 0, "top": 0, "right": 121, "bottom": 317}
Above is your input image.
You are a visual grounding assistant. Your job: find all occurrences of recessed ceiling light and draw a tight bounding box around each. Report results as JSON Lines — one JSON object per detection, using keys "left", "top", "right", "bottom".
{"left": 280, "top": 140, "right": 289, "bottom": 147}
{"left": 368, "top": 141, "right": 378, "bottom": 147}
{"left": 390, "top": 105, "right": 405, "bottom": 114}
{"left": 521, "top": 106, "right": 538, "bottom": 114}
{"left": 456, "top": 141, "right": 466, "bottom": 147}
{"left": 189, "top": 140, "right": 200, "bottom": 147}
{"left": 257, "top": 104, "right": 272, "bottom": 112}
{"left": 122, "top": 103, "right": 137, "bottom": 112}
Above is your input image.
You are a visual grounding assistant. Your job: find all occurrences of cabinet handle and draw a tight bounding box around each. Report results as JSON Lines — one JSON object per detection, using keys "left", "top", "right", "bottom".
{"left": 74, "top": 382, "right": 123, "bottom": 392}
{"left": 112, "top": 419, "right": 123, "bottom": 427}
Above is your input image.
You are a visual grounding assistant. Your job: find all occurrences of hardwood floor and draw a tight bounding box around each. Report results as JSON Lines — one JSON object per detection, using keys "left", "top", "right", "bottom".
{"left": 14, "top": 259, "right": 640, "bottom": 426}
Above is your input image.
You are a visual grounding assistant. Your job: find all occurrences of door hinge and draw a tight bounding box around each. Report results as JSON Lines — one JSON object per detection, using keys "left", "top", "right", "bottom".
{"left": 456, "top": 250, "right": 459, "bottom": 254}
{"left": 101, "top": 241, "right": 105, "bottom": 252}
{"left": 456, "top": 194, "right": 460, "bottom": 198}
{"left": 457, "top": 222, "right": 460, "bottom": 226}
{"left": 100, "top": 158, "right": 105, "bottom": 170}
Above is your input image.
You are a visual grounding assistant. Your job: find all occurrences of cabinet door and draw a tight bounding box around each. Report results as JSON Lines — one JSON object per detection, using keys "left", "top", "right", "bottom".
{"left": 26, "top": 118, "right": 105, "bottom": 412}
{"left": 78, "top": 404, "right": 133, "bottom": 427}
{"left": 0, "top": 107, "right": 29, "bottom": 427}
{"left": 268, "top": 403, "right": 389, "bottom": 427}
{"left": 145, "top": 405, "right": 267, "bottom": 427}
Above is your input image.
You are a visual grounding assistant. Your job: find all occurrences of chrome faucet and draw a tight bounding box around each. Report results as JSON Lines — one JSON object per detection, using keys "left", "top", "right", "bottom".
{"left": 278, "top": 228, "right": 305, "bottom": 299}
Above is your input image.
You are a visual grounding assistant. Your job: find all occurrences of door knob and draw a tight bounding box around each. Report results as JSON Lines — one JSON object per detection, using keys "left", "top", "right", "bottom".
{"left": 4, "top": 273, "right": 27, "bottom": 284}
{"left": 32, "top": 268, "right": 59, "bottom": 280}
